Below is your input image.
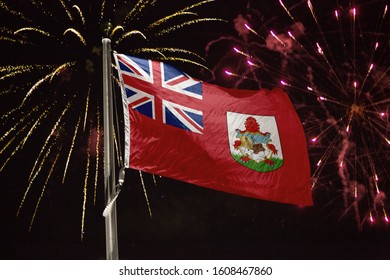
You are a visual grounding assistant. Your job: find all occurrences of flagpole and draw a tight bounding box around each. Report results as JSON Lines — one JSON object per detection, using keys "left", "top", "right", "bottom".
{"left": 102, "top": 38, "right": 119, "bottom": 260}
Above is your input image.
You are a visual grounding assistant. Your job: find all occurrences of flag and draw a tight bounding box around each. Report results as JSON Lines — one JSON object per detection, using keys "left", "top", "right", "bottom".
{"left": 114, "top": 53, "right": 313, "bottom": 206}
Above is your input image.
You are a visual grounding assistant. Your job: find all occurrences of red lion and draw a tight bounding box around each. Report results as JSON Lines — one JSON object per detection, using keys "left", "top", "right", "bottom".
{"left": 239, "top": 117, "right": 269, "bottom": 136}
{"left": 243, "top": 117, "right": 260, "bottom": 133}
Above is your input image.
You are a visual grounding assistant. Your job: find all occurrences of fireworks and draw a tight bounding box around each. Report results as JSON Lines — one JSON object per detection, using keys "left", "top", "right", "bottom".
{"left": 207, "top": 0, "right": 389, "bottom": 228}
{"left": 0, "top": 0, "right": 222, "bottom": 237}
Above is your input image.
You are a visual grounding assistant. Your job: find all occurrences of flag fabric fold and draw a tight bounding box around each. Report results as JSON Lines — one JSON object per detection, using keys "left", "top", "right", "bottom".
{"left": 114, "top": 53, "right": 313, "bottom": 206}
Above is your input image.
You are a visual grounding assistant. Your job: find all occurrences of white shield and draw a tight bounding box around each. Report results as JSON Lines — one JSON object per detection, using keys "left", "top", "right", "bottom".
{"left": 227, "top": 112, "right": 283, "bottom": 172}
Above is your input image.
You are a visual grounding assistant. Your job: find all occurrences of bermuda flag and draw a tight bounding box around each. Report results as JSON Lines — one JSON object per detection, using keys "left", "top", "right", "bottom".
{"left": 114, "top": 53, "right": 313, "bottom": 206}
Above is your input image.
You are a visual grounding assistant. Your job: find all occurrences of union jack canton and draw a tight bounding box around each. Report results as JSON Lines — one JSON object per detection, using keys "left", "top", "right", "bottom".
{"left": 115, "top": 54, "right": 204, "bottom": 134}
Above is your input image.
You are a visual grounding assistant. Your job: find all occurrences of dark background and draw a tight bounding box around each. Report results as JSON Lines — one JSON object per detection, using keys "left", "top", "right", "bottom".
{"left": 2, "top": 167, "right": 389, "bottom": 260}
{"left": 1, "top": 0, "right": 389, "bottom": 260}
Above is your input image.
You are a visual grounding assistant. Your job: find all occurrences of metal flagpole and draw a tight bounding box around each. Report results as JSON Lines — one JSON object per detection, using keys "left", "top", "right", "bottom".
{"left": 102, "top": 38, "right": 119, "bottom": 260}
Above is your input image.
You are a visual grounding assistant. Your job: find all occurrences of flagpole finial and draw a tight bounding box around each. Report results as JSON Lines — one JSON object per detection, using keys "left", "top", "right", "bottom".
{"left": 102, "top": 37, "right": 111, "bottom": 45}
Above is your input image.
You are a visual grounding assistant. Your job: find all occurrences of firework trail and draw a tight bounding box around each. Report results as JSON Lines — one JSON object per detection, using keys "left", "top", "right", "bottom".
{"left": 0, "top": 0, "right": 223, "bottom": 236}
{"left": 206, "top": 0, "right": 389, "bottom": 228}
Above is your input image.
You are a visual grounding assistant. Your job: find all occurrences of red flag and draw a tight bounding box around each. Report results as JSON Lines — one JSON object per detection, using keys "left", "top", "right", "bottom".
{"left": 114, "top": 54, "right": 312, "bottom": 206}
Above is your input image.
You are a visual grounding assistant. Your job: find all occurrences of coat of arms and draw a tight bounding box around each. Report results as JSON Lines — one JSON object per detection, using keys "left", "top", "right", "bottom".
{"left": 227, "top": 112, "right": 283, "bottom": 172}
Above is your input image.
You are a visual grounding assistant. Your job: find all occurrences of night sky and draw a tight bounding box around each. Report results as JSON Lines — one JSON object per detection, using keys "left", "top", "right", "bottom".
{"left": 1, "top": 0, "right": 389, "bottom": 260}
